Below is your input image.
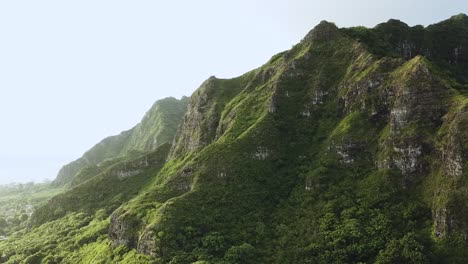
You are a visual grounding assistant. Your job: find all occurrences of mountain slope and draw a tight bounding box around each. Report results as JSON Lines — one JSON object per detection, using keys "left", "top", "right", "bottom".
{"left": 108, "top": 17, "right": 468, "bottom": 263}
{"left": 53, "top": 97, "right": 189, "bottom": 186}
{"left": 1, "top": 15, "right": 468, "bottom": 264}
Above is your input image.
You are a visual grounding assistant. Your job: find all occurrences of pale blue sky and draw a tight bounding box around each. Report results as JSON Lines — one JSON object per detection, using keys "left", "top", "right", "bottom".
{"left": 0, "top": 0, "right": 467, "bottom": 184}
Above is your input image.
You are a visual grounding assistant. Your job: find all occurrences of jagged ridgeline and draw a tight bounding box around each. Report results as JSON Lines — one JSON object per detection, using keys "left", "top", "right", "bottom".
{"left": 1, "top": 14, "right": 468, "bottom": 264}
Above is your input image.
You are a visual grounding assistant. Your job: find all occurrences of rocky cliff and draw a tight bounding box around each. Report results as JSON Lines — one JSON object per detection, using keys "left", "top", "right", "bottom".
{"left": 1, "top": 15, "right": 468, "bottom": 264}
{"left": 106, "top": 16, "right": 468, "bottom": 263}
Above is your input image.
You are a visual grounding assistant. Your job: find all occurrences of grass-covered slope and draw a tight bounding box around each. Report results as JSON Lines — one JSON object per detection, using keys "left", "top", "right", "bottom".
{"left": 1, "top": 15, "right": 468, "bottom": 264}
{"left": 53, "top": 97, "right": 189, "bottom": 186}
{"left": 30, "top": 144, "right": 172, "bottom": 227}
{"left": 0, "top": 144, "right": 172, "bottom": 264}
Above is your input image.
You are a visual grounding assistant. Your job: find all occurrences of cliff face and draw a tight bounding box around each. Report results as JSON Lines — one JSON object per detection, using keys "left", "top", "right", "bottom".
{"left": 53, "top": 97, "right": 189, "bottom": 186}
{"left": 107, "top": 17, "right": 468, "bottom": 263}
{"left": 2, "top": 15, "right": 468, "bottom": 264}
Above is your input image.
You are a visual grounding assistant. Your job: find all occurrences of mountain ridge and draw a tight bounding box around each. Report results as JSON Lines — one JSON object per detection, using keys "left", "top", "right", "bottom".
{"left": 53, "top": 96, "right": 189, "bottom": 186}
{"left": 1, "top": 14, "right": 468, "bottom": 263}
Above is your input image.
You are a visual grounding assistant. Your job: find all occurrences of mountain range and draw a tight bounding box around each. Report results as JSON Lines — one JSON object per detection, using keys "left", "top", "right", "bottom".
{"left": 1, "top": 14, "right": 468, "bottom": 264}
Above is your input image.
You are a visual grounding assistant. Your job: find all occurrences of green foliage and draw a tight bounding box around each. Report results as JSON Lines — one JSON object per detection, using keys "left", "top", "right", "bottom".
{"left": 54, "top": 97, "right": 188, "bottom": 186}
{"left": 201, "top": 232, "right": 227, "bottom": 256}
{"left": 343, "top": 15, "right": 468, "bottom": 84}
{"left": 0, "top": 183, "right": 63, "bottom": 236}
{"left": 31, "top": 144, "right": 171, "bottom": 227}
{"left": 224, "top": 243, "right": 256, "bottom": 264}
{"left": 2, "top": 15, "right": 468, "bottom": 264}
{"left": 376, "top": 233, "right": 428, "bottom": 264}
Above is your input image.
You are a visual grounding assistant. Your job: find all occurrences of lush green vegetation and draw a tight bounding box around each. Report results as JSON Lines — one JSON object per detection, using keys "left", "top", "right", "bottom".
{"left": 1, "top": 15, "right": 468, "bottom": 264}
{"left": 54, "top": 97, "right": 189, "bottom": 186}
{"left": 0, "top": 183, "right": 63, "bottom": 237}
{"left": 342, "top": 13, "right": 468, "bottom": 84}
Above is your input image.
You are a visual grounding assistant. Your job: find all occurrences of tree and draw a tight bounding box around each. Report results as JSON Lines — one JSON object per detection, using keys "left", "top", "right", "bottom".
{"left": 376, "top": 233, "right": 428, "bottom": 264}
{"left": 201, "top": 232, "right": 226, "bottom": 255}
{"left": 224, "top": 243, "right": 256, "bottom": 264}
{"left": 20, "top": 213, "right": 29, "bottom": 222}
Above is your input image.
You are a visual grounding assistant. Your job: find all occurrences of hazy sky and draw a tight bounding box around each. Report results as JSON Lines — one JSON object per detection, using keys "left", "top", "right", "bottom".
{"left": 1, "top": 0, "right": 467, "bottom": 184}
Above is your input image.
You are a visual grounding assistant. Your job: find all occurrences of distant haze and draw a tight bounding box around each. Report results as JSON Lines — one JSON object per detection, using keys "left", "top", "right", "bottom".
{"left": 0, "top": 0, "right": 466, "bottom": 185}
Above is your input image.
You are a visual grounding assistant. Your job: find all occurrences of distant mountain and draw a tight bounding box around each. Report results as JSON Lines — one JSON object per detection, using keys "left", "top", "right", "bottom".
{"left": 53, "top": 96, "right": 189, "bottom": 186}
{"left": 2, "top": 14, "right": 468, "bottom": 264}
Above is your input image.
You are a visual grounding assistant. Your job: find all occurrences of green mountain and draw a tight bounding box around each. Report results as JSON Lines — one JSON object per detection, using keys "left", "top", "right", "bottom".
{"left": 53, "top": 96, "right": 189, "bottom": 186}
{"left": 1, "top": 15, "right": 468, "bottom": 264}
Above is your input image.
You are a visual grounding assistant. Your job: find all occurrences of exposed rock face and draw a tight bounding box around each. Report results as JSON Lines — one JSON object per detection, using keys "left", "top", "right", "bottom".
{"left": 333, "top": 143, "right": 358, "bottom": 165}
{"left": 253, "top": 146, "right": 270, "bottom": 160}
{"left": 371, "top": 57, "right": 449, "bottom": 187}
{"left": 171, "top": 80, "right": 212, "bottom": 156}
{"left": 169, "top": 77, "right": 246, "bottom": 159}
{"left": 268, "top": 92, "right": 278, "bottom": 114}
{"left": 443, "top": 138, "right": 464, "bottom": 178}
{"left": 434, "top": 207, "right": 450, "bottom": 238}
{"left": 450, "top": 45, "right": 463, "bottom": 64}
{"left": 137, "top": 230, "right": 159, "bottom": 257}
{"left": 431, "top": 106, "right": 468, "bottom": 238}
{"left": 392, "top": 143, "right": 422, "bottom": 176}
{"left": 311, "top": 89, "right": 328, "bottom": 105}
{"left": 109, "top": 212, "right": 139, "bottom": 248}
{"left": 167, "top": 166, "right": 194, "bottom": 191}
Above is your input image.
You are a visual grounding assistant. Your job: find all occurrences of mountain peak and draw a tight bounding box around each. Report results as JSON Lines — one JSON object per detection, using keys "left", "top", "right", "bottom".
{"left": 451, "top": 13, "right": 468, "bottom": 21}
{"left": 386, "top": 18, "right": 409, "bottom": 26}
{"left": 52, "top": 96, "right": 189, "bottom": 186}
{"left": 303, "top": 20, "right": 339, "bottom": 42}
